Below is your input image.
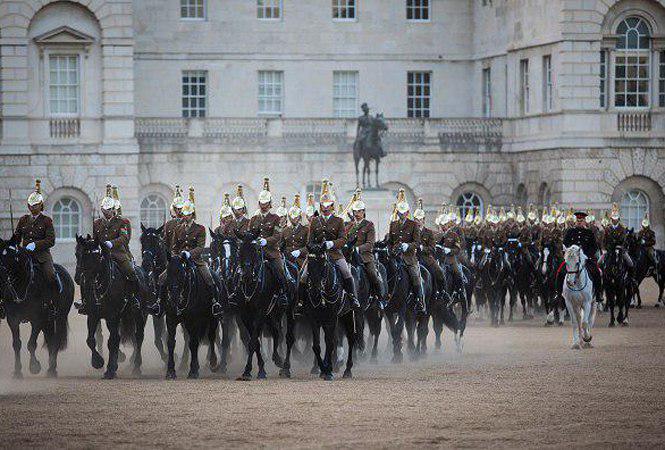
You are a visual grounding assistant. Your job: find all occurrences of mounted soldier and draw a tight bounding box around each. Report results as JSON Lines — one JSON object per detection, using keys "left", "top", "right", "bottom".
{"left": 599, "top": 203, "right": 633, "bottom": 268}
{"left": 304, "top": 192, "right": 317, "bottom": 224}
{"left": 387, "top": 189, "right": 426, "bottom": 314}
{"left": 2, "top": 179, "right": 57, "bottom": 318}
{"left": 231, "top": 184, "right": 250, "bottom": 236}
{"left": 282, "top": 194, "right": 308, "bottom": 271}
{"left": 248, "top": 178, "right": 291, "bottom": 307}
{"left": 215, "top": 193, "right": 235, "bottom": 236}
{"left": 416, "top": 199, "right": 444, "bottom": 297}
{"left": 560, "top": 210, "right": 602, "bottom": 302}
{"left": 346, "top": 189, "right": 386, "bottom": 306}
{"left": 304, "top": 179, "right": 360, "bottom": 309}
{"left": 637, "top": 212, "right": 658, "bottom": 281}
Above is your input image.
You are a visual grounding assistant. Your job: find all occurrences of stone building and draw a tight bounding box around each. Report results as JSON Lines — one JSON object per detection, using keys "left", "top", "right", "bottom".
{"left": 0, "top": 0, "right": 664, "bottom": 268}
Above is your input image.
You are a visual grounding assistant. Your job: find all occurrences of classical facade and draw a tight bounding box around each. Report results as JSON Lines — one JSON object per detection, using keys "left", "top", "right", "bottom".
{"left": 1, "top": 0, "right": 664, "bottom": 267}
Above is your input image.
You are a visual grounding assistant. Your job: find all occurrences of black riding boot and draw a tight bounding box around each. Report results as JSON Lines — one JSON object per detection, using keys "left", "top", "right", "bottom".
{"left": 343, "top": 276, "right": 360, "bottom": 310}
{"left": 413, "top": 281, "right": 426, "bottom": 315}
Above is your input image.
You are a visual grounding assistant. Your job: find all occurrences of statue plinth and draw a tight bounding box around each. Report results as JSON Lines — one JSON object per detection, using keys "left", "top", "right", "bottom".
{"left": 356, "top": 188, "right": 395, "bottom": 238}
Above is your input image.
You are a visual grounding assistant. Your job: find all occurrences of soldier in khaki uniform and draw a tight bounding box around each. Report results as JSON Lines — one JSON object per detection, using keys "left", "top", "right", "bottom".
{"left": 214, "top": 193, "right": 235, "bottom": 236}
{"left": 637, "top": 212, "right": 658, "bottom": 280}
{"left": 231, "top": 185, "right": 250, "bottom": 236}
{"left": 387, "top": 189, "right": 426, "bottom": 314}
{"left": 414, "top": 199, "right": 444, "bottom": 294}
{"left": 172, "top": 187, "right": 224, "bottom": 318}
{"left": 303, "top": 179, "right": 359, "bottom": 309}
{"left": 599, "top": 203, "right": 633, "bottom": 268}
{"left": 283, "top": 194, "right": 308, "bottom": 270}
{"left": 347, "top": 189, "right": 386, "bottom": 303}
{"left": 249, "top": 178, "right": 291, "bottom": 304}
{"left": 3, "top": 180, "right": 58, "bottom": 318}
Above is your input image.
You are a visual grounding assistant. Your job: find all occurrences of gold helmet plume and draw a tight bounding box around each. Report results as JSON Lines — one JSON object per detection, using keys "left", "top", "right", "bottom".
{"left": 111, "top": 185, "right": 122, "bottom": 215}
{"left": 232, "top": 184, "right": 246, "bottom": 210}
{"left": 220, "top": 193, "right": 232, "bottom": 220}
{"left": 27, "top": 179, "right": 44, "bottom": 207}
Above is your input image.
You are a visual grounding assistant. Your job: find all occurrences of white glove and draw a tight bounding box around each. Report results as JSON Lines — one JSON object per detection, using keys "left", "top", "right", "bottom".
{"left": 401, "top": 243, "right": 409, "bottom": 252}
{"left": 259, "top": 238, "right": 267, "bottom": 247}
{"left": 484, "top": 248, "right": 491, "bottom": 254}
{"left": 291, "top": 250, "right": 301, "bottom": 258}
{"left": 223, "top": 243, "right": 231, "bottom": 257}
{"left": 25, "top": 242, "right": 36, "bottom": 252}
{"left": 181, "top": 250, "right": 191, "bottom": 259}
{"left": 104, "top": 241, "right": 113, "bottom": 249}
{"left": 325, "top": 241, "right": 334, "bottom": 250}
{"left": 443, "top": 247, "right": 452, "bottom": 255}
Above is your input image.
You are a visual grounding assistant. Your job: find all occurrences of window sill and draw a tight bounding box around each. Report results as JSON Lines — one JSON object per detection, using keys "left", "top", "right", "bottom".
{"left": 406, "top": 19, "right": 431, "bottom": 23}
{"left": 258, "top": 18, "right": 283, "bottom": 22}
{"left": 332, "top": 18, "right": 358, "bottom": 23}
{"left": 180, "top": 17, "right": 207, "bottom": 22}
{"left": 257, "top": 112, "right": 283, "bottom": 118}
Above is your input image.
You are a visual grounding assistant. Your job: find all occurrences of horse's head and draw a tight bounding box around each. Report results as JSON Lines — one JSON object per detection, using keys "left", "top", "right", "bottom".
{"left": 564, "top": 245, "right": 586, "bottom": 274}
{"left": 373, "top": 113, "right": 388, "bottom": 132}
{"left": 237, "top": 232, "right": 262, "bottom": 277}
{"left": 0, "top": 235, "right": 24, "bottom": 274}
{"left": 140, "top": 223, "right": 164, "bottom": 253}
{"left": 76, "top": 234, "right": 106, "bottom": 275}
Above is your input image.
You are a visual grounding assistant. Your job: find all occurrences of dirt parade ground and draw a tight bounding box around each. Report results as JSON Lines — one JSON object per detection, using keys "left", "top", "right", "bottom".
{"left": 0, "top": 283, "right": 664, "bottom": 448}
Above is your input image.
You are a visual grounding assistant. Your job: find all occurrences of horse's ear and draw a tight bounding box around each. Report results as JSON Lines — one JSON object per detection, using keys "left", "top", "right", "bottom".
{"left": 86, "top": 233, "right": 91, "bottom": 240}
{"left": 562, "top": 245, "right": 568, "bottom": 253}
{"left": 209, "top": 227, "right": 216, "bottom": 238}
{"left": 76, "top": 234, "right": 82, "bottom": 244}
{"left": 141, "top": 223, "right": 146, "bottom": 233}
{"left": 156, "top": 224, "right": 164, "bottom": 235}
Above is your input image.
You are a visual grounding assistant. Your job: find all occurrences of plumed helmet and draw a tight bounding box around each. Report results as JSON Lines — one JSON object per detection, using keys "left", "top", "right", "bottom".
{"left": 232, "top": 184, "right": 246, "bottom": 210}
{"left": 413, "top": 198, "right": 425, "bottom": 220}
{"left": 27, "top": 179, "right": 44, "bottom": 207}
{"left": 258, "top": 177, "right": 272, "bottom": 205}
{"left": 100, "top": 184, "right": 115, "bottom": 211}
{"left": 181, "top": 186, "right": 196, "bottom": 217}
{"left": 642, "top": 211, "right": 650, "bottom": 228}
{"left": 220, "top": 193, "right": 232, "bottom": 219}
{"left": 395, "top": 188, "right": 409, "bottom": 214}
{"left": 111, "top": 185, "right": 122, "bottom": 215}
{"left": 610, "top": 202, "right": 620, "bottom": 221}
{"left": 319, "top": 179, "right": 335, "bottom": 207}
{"left": 276, "top": 196, "right": 288, "bottom": 218}
{"left": 305, "top": 193, "right": 316, "bottom": 218}
{"left": 289, "top": 193, "right": 303, "bottom": 220}
{"left": 172, "top": 185, "right": 185, "bottom": 210}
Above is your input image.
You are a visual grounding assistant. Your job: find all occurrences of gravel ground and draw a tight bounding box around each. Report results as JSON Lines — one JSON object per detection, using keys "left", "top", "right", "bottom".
{"left": 0, "top": 282, "right": 663, "bottom": 449}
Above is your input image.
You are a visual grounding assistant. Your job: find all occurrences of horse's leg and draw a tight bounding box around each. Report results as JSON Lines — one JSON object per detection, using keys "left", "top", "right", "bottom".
{"left": 187, "top": 324, "right": 200, "bottom": 379}
{"left": 179, "top": 326, "right": 190, "bottom": 372}
{"left": 608, "top": 291, "right": 616, "bottom": 327}
{"left": 153, "top": 315, "right": 168, "bottom": 363}
{"left": 165, "top": 314, "right": 178, "bottom": 379}
{"left": 374, "top": 158, "right": 380, "bottom": 188}
{"left": 240, "top": 316, "right": 256, "bottom": 380}
{"left": 280, "top": 310, "right": 295, "bottom": 378}
{"left": 564, "top": 297, "right": 580, "bottom": 349}
{"left": 417, "top": 315, "right": 428, "bottom": 357}
{"left": 405, "top": 311, "right": 416, "bottom": 357}
{"left": 393, "top": 311, "right": 404, "bottom": 363}
{"left": 343, "top": 315, "right": 354, "bottom": 378}
{"left": 369, "top": 309, "right": 381, "bottom": 362}
{"left": 132, "top": 313, "right": 146, "bottom": 377}
{"left": 269, "top": 315, "right": 284, "bottom": 369}
{"left": 432, "top": 309, "right": 443, "bottom": 350}
{"left": 86, "top": 315, "right": 104, "bottom": 369}
{"left": 582, "top": 297, "right": 593, "bottom": 345}
{"left": 95, "top": 322, "right": 104, "bottom": 355}
{"left": 256, "top": 316, "right": 267, "bottom": 379}
{"left": 27, "top": 323, "right": 42, "bottom": 375}
{"left": 103, "top": 318, "right": 121, "bottom": 379}
{"left": 322, "top": 320, "right": 335, "bottom": 381}
{"left": 219, "top": 315, "right": 232, "bottom": 374}
{"left": 207, "top": 319, "right": 219, "bottom": 372}
{"left": 8, "top": 317, "right": 23, "bottom": 379}
{"left": 311, "top": 323, "right": 324, "bottom": 375}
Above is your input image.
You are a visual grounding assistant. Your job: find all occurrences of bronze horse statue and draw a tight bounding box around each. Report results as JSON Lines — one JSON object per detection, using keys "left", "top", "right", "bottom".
{"left": 354, "top": 104, "right": 388, "bottom": 189}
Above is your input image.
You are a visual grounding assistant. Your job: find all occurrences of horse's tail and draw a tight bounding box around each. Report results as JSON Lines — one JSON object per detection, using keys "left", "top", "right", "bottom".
{"left": 52, "top": 265, "right": 74, "bottom": 352}
{"left": 119, "top": 313, "right": 135, "bottom": 345}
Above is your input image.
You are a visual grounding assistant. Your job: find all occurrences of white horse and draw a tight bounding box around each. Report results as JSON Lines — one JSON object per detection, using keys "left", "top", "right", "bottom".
{"left": 562, "top": 245, "right": 596, "bottom": 349}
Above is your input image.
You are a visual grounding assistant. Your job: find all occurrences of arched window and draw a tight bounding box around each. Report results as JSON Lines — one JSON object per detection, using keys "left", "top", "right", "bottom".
{"left": 516, "top": 183, "right": 527, "bottom": 207}
{"left": 538, "top": 182, "right": 551, "bottom": 206}
{"left": 614, "top": 17, "right": 651, "bottom": 108}
{"left": 620, "top": 190, "right": 649, "bottom": 230}
{"left": 140, "top": 194, "right": 168, "bottom": 228}
{"left": 52, "top": 197, "right": 81, "bottom": 240}
{"left": 456, "top": 191, "right": 484, "bottom": 218}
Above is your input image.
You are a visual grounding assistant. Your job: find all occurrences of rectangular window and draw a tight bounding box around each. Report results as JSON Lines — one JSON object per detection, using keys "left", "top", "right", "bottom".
{"left": 49, "top": 54, "right": 79, "bottom": 116}
{"left": 519, "top": 59, "right": 530, "bottom": 115}
{"left": 181, "top": 0, "right": 205, "bottom": 19}
{"left": 614, "top": 52, "right": 650, "bottom": 108}
{"left": 332, "top": 0, "right": 356, "bottom": 20}
{"left": 543, "top": 55, "right": 553, "bottom": 112}
{"left": 406, "top": 0, "right": 429, "bottom": 21}
{"left": 658, "top": 50, "right": 665, "bottom": 108}
{"left": 333, "top": 71, "right": 358, "bottom": 118}
{"left": 600, "top": 50, "right": 607, "bottom": 108}
{"left": 258, "top": 70, "right": 283, "bottom": 115}
{"left": 407, "top": 71, "right": 430, "bottom": 118}
{"left": 482, "top": 68, "right": 492, "bottom": 118}
{"left": 182, "top": 70, "right": 207, "bottom": 118}
{"left": 257, "top": 0, "right": 281, "bottom": 19}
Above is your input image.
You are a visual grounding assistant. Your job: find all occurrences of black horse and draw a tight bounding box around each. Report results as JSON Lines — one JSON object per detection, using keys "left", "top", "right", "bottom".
{"left": 164, "top": 253, "right": 220, "bottom": 379}
{"left": 539, "top": 242, "right": 565, "bottom": 326}
{"left": 480, "top": 248, "right": 509, "bottom": 327}
{"left": 602, "top": 245, "right": 631, "bottom": 327}
{"left": 140, "top": 224, "right": 169, "bottom": 362}
{"left": 235, "top": 232, "right": 286, "bottom": 380}
{"left": 626, "top": 230, "right": 657, "bottom": 309}
{"left": 302, "top": 242, "right": 356, "bottom": 380}
{"left": 75, "top": 235, "right": 149, "bottom": 379}
{"left": 0, "top": 236, "right": 73, "bottom": 378}
{"left": 505, "top": 239, "right": 536, "bottom": 321}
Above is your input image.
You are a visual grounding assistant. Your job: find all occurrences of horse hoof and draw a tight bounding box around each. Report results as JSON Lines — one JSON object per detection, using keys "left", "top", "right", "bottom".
{"left": 102, "top": 371, "right": 116, "bottom": 380}
{"left": 257, "top": 371, "right": 267, "bottom": 380}
{"left": 46, "top": 369, "right": 57, "bottom": 378}
{"left": 608, "top": 321, "right": 616, "bottom": 328}
{"left": 91, "top": 354, "right": 104, "bottom": 369}
{"left": 582, "top": 342, "right": 593, "bottom": 349}
{"left": 391, "top": 354, "right": 403, "bottom": 364}
{"left": 279, "top": 368, "right": 291, "bottom": 379}
{"left": 236, "top": 374, "right": 252, "bottom": 381}
{"left": 187, "top": 371, "right": 199, "bottom": 379}
{"left": 323, "top": 373, "right": 334, "bottom": 381}
{"left": 132, "top": 367, "right": 142, "bottom": 377}
{"left": 209, "top": 362, "right": 219, "bottom": 373}
{"left": 272, "top": 356, "right": 284, "bottom": 369}
{"left": 343, "top": 370, "right": 352, "bottom": 379}
{"left": 571, "top": 344, "right": 581, "bottom": 350}
{"left": 621, "top": 321, "right": 629, "bottom": 327}
{"left": 165, "top": 370, "right": 177, "bottom": 380}
{"left": 310, "top": 367, "right": 319, "bottom": 375}
{"left": 655, "top": 303, "right": 660, "bottom": 308}
{"left": 12, "top": 371, "right": 23, "bottom": 380}
{"left": 117, "top": 351, "right": 126, "bottom": 363}
{"left": 29, "top": 359, "right": 42, "bottom": 375}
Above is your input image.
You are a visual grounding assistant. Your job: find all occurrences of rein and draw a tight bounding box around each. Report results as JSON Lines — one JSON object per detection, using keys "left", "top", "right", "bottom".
{"left": 4, "top": 251, "right": 35, "bottom": 304}
{"left": 308, "top": 253, "right": 341, "bottom": 308}
{"left": 565, "top": 259, "right": 589, "bottom": 292}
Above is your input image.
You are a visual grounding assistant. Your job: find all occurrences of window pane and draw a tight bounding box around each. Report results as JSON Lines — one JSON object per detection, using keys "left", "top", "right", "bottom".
{"left": 181, "top": 0, "right": 205, "bottom": 18}
{"left": 407, "top": 71, "right": 431, "bottom": 118}
{"left": 49, "top": 55, "right": 79, "bottom": 115}
{"left": 258, "top": 71, "right": 283, "bottom": 114}
{"left": 53, "top": 197, "right": 82, "bottom": 240}
{"left": 181, "top": 70, "right": 207, "bottom": 117}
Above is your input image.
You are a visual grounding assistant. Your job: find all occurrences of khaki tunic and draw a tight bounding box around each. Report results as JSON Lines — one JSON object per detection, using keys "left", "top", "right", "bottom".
{"left": 93, "top": 216, "right": 133, "bottom": 263}
{"left": 282, "top": 223, "right": 308, "bottom": 268}
{"left": 345, "top": 219, "right": 376, "bottom": 264}
{"left": 387, "top": 218, "right": 420, "bottom": 266}
{"left": 13, "top": 213, "right": 55, "bottom": 264}
{"left": 249, "top": 212, "right": 282, "bottom": 260}
{"left": 308, "top": 215, "right": 347, "bottom": 261}
{"left": 171, "top": 221, "right": 206, "bottom": 263}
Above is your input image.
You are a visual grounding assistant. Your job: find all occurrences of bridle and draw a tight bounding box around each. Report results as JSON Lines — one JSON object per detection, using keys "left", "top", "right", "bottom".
{"left": 565, "top": 251, "right": 589, "bottom": 292}
{"left": 307, "top": 251, "right": 341, "bottom": 308}
{"left": 1, "top": 246, "right": 35, "bottom": 304}
{"left": 238, "top": 241, "right": 266, "bottom": 303}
